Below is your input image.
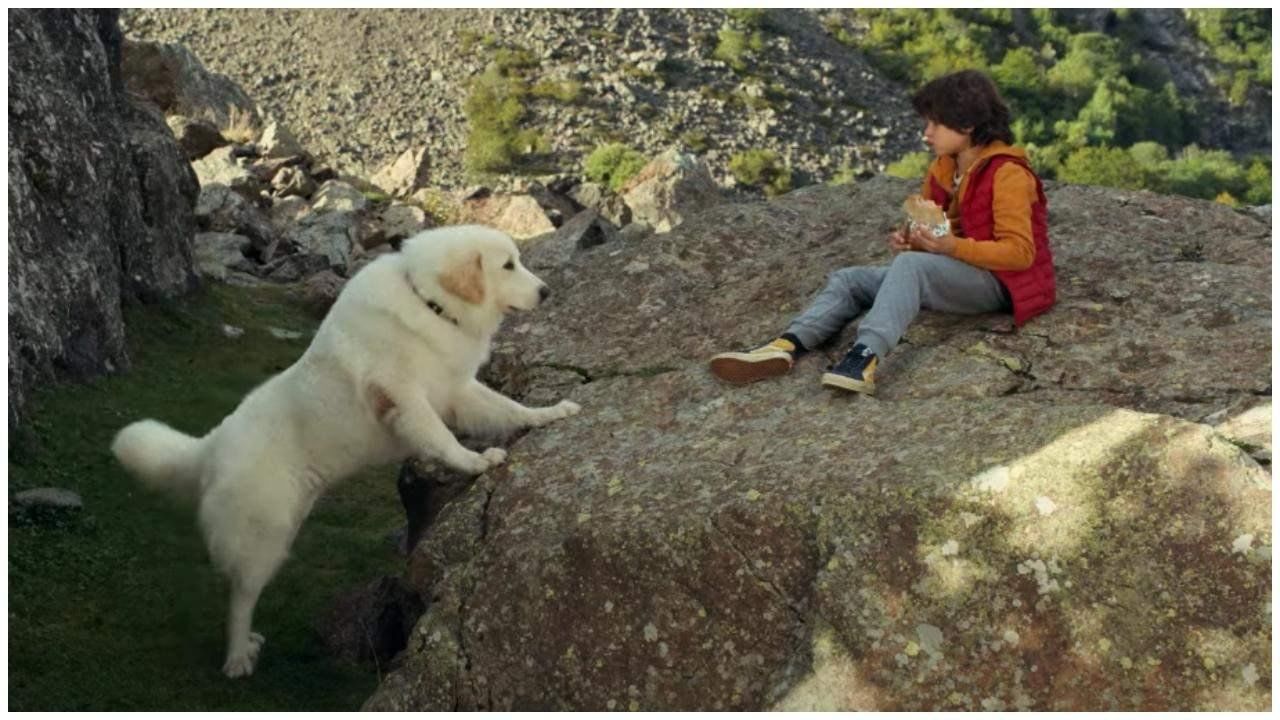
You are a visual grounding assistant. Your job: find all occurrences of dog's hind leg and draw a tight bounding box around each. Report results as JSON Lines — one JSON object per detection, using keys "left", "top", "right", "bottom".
{"left": 201, "top": 489, "right": 295, "bottom": 679}
{"left": 222, "top": 566, "right": 274, "bottom": 678}
{"left": 452, "top": 379, "right": 581, "bottom": 436}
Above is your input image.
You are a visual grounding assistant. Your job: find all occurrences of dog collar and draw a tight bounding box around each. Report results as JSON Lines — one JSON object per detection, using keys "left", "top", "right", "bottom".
{"left": 405, "top": 272, "right": 460, "bottom": 327}
{"left": 425, "top": 299, "right": 458, "bottom": 326}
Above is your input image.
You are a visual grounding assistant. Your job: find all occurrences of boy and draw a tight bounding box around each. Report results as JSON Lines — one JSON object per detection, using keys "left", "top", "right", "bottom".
{"left": 710, "top": 69, "right": 1056, "bottom": 394}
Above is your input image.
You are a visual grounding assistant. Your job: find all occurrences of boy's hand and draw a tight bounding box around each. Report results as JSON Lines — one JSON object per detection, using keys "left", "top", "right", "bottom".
{"left": 907, "top": 225, "right": 958, "bottom": 255}
{"left": 888, "top": 226, "right": 912, "bottom": 254}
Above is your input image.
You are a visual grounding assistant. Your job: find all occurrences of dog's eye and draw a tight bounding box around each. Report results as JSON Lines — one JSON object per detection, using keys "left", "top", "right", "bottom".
{"left": 503, "top": 259, "right": 515, "bottom": 270}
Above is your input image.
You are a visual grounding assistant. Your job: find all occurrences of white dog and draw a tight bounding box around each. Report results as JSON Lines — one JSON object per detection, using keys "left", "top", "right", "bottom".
{"left": 111, "top": 225, "right": 580, "bottom": 678}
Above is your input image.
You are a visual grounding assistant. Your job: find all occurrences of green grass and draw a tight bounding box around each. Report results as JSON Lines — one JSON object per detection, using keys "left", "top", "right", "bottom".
{"left": 8, "top": 283, "right": 407, "bottom": 711}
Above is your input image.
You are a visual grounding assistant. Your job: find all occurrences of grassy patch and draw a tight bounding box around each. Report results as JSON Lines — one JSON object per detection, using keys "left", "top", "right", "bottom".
{"left": 8, "top": 283, "right": 407, "bottom": 711}
{"left": 584, "top": 143, "right": 648, "bottom": 192}
{"left": 729, "top": 148, "right": 794, "bottom": 197}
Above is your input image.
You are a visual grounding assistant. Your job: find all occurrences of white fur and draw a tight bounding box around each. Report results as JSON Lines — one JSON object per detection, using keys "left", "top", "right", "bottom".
{"left": 110, "top": 225, "right": 581, "bottom": 678}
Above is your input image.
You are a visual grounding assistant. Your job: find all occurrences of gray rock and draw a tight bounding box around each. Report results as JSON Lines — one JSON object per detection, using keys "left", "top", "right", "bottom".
{"left": 458, "top": 193, "right": 556, "bottom": 240}
{"left": 361, "top": 202, "right": 429, "bottom": 250}
{"left": 317, "top": 575, "right": 426, "bottom": 665}
{"left": 311, "top": 180, "right": 369, "bottom": 214}
{"left": 367, "top": 178, "right": 1271, "bottom": 712}
{"left": 569, "top": 181, "right": 631, "bottom": 227}
{"left": 620, "top": 148, "right": 723, "bottom": 233}
{"left": 270, "top": 195, "right": 313, "bottom": 227}
{"left": 618, "top": 220, "right": 653, "bottom": 242}
{"left": 121, "top": 36, "right": 259, "bottom": 130}
{"left": 259, "top": 252, "right": 330, "bottom": 283}
{"left": 291, "top": 210, "right": 358, "bottom": 270}
{"left": 9, "top": 9, "right": 199, "bottom": 429}
{"left": 271, "top": 165, "right": 317, "bottom": 199}
{"left": 195, "top": 184, "right": 278, "bottom": 260}
{"left": 165, "top": 114, "right": 227, "bottom": 160}
{"left": 258, "top": 119, "right": 305, "bottom": 159}
{"left": 13, "top": 487, "right": 83, "bottom": 511}
{"left": 299, "top": 269, "right": 347, "bottom": 318}
{"left": 370, "top": 146, "right": 431, "bottom": 197}
{"left": 191, "top": 146, "right": 265, "bottom": 197}
{"left": 192, "top": 231, "right": 250, "bottom": 280}
{"left": 523, "top": 209, "right": 619, "bottom": 270}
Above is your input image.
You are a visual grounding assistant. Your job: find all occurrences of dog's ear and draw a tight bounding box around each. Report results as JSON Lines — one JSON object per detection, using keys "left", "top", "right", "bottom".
{"left": 438, "top": 250, "right": 486, "bottom": 305}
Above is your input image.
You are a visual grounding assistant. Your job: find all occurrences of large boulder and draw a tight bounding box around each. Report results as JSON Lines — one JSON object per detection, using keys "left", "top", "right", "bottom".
{"left": 367, "top": 177, "right": 1271, "bottom": 711}
{"left": 458, "top": 192, "right": 557, "bottom": 241}
{"left": 620, "top": 148, "right": 723, "bottom": 233}
{"left": 8, "top": 9, "right": 199, "bottom": 428}
{"left": 120, "top": 36, "right": 258, "bottom": 130}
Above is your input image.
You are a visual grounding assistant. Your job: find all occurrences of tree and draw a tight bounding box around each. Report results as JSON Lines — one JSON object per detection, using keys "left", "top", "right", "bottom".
{"left": 1058, "top": 146, "right": 1147, "bottom": 190}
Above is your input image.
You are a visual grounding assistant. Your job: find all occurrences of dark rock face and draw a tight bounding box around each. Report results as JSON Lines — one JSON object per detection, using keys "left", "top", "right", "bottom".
{"left": 370, "top": 178, "right": 1270, "bottom": 711}
{"left": 318, "top": 575, "right": 426, "bottom": 666}
{"left": 8, "top": 9, "right": 199, "bottom": 427}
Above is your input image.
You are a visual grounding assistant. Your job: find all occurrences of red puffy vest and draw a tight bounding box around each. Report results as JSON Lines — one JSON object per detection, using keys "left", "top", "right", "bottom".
{"left": 927, "top": 156, "right": 1056, "bottom": 326}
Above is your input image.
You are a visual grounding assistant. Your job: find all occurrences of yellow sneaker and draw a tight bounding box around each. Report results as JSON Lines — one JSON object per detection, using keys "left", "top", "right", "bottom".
{"left": 709, "top": 338, "right": 796, "bottom": 385}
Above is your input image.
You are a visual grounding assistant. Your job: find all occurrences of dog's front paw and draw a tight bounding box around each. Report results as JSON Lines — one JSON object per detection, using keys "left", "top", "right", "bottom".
{"left": 458, "top": 447, "right": 507, "bottom": 474}
{"left": 480, "top": 447, "right": 508, "bottom": 467}
{"left": 533, "top": 399, "right": 581, "bottom": 426}
{"left": 554, "top": 400, "right": 582, "bottom": 418}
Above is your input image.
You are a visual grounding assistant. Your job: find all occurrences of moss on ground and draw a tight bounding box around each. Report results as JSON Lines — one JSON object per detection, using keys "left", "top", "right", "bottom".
{"left": 9, "top": 283, "right": 405, "bottom": 711}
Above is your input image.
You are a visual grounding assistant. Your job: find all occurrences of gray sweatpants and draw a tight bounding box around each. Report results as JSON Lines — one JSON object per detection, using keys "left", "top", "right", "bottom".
{"left": 785, "top": 251, "right": 1010, "bottom": 358}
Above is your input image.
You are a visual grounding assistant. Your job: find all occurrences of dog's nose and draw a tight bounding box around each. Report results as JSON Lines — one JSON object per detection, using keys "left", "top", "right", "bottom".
{"left": 538, "top": 285, "right": 551, "bottom": 301}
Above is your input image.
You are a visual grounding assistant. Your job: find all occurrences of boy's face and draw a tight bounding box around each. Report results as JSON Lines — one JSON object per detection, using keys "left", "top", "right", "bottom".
{"left": 922, "top": 119, "right": 973, "bottom": 157}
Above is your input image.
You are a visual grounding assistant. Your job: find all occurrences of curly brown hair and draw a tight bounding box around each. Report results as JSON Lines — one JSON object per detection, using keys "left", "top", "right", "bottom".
{"left": 911, "top": 70, "right": 1013, "bottom": 146}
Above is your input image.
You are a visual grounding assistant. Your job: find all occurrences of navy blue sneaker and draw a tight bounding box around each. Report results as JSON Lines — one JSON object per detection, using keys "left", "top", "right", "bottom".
{"left": 822, "top": 343, "right": 878, "bottom": 394}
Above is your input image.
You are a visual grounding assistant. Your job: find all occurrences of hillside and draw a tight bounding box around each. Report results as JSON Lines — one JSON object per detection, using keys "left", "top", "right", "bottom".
{"left": 119, "top": 8, "right": 1270, "bottom": 201}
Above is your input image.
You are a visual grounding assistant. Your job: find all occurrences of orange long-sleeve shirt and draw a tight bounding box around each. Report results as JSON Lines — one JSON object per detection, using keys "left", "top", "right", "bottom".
{"left": 921, "top": 142, "right": 1038, "bottom": 272}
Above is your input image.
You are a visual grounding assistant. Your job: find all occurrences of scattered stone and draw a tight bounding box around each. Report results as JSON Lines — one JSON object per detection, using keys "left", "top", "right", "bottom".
{"left": 299, "top": 269, "right": 347, "bottom": 317}
{"left": 458, "top": 193, "right": 556, "bottom": 240}
{"left": 271, "top": 165, "right": 317, "bottom": 199}
{"left": 370, "top": 146, "right": 431, "bottom": 197}
{"left": 268, "top": 327, "right": 305, "bottom": 341}
{"left": 191, "top": 145, "right": 265, "bottom": 196}
{"left": 13, "top": 487, "right": 83, "bottom": 512}
{"left": 620, "top": 149, "right": 723, "bottom": 233}
{"left": 165, "top": 114, "right": 228, "bottom": 160}
{"left": 258, "top": 119, "right": 305, "bottom": 159}
{"left": 311, "top": 180, "right": 369, "bottom": 214}
{"left": 193, "top": 232, "right": 250, "bottom": 280}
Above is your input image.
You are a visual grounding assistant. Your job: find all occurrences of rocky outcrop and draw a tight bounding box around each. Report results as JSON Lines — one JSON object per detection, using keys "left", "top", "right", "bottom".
{"left": 8, "top": 9, "right": 200, "bottom": 428}
{"left": 367, "top": 178, "right": 1271, "bottom": 711}
{"left": 121, "top": 36, "right": 259, "bottom": 130}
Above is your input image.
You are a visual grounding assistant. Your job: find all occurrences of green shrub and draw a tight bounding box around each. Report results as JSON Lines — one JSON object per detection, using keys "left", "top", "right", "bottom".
{"left": 584, "top": 143, "right": 648, "bottom": 192}
{"left": 729, "top": 149, "right": 793, "bottom": 196}
{"left": 530, "top": 79, "right": 583, "bottom": 103}
{"left": 493, "top": 46, "right": 540, "bottom": 76}
{"left": 680, "top": 130, "right": 710, "bottom": 153}
{"left": 1161, "top": 145, "right": 1248, "bottom": 200}
{"left": 713, "top": 27, "right": 764, "bottom": 72}
{"left": 1057, "top": 146, "right": 1147, "bottom": 190}
{"left": 463, "top": 66, "right": 532, "bottom": 174}
{"left": 725, "top": 8, "right": 768, "bottom": 28}
{"left": 885, "top": 151, "right": 933, "bottom": 179}
{"left": 1026, "top": 143, "right": 1066, "bottom": 179}
{"left": 1244, "top": 156, "right": 1271, "bottom": 204}
{"left": 829, "top": 164, "right": 860, "bottom": 186}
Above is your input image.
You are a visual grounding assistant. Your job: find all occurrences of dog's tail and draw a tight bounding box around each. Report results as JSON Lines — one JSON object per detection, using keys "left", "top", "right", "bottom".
{"left": 111, "top": 419, "right": 208, "bottom": 502}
